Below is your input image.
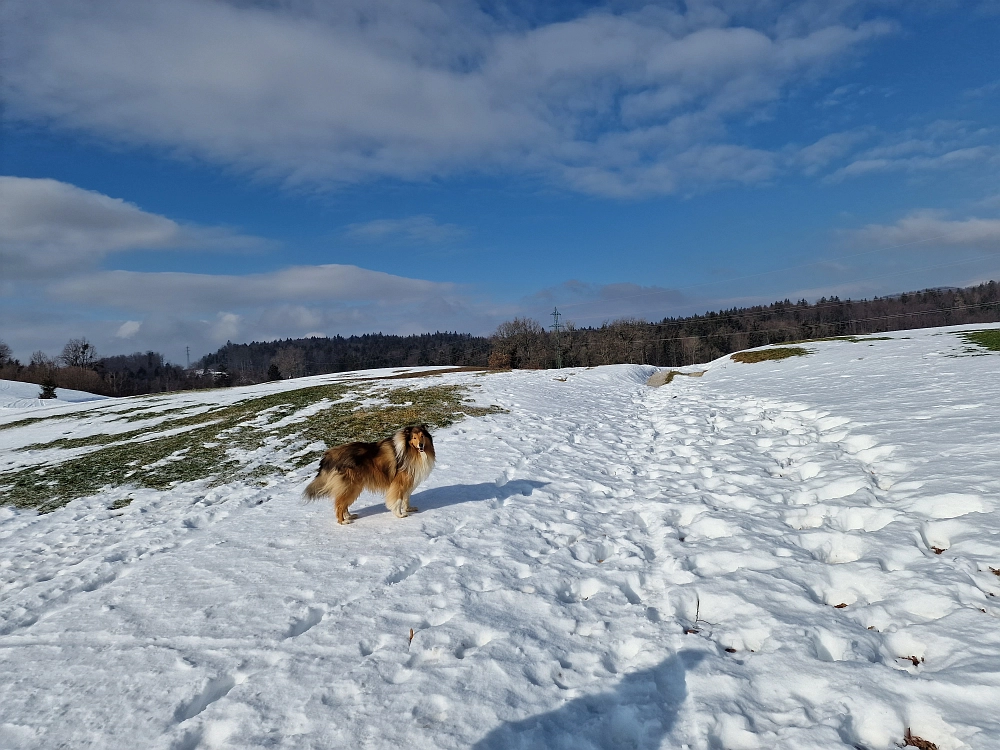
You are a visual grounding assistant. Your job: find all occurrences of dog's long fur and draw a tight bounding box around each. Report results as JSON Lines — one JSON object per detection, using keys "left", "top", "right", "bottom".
{"left": 304, "top": 425, "right": 436, "bottom": 524}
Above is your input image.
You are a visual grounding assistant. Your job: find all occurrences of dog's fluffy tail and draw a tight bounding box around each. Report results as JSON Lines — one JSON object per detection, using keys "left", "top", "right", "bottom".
{"left": 303, "top": 471, "right": 328, "bottom": 502}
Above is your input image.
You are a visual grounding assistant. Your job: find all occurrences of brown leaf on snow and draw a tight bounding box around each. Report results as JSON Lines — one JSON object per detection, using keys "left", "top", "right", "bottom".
{"left": 903, "top": 728, "right": 938, "bottom": 750}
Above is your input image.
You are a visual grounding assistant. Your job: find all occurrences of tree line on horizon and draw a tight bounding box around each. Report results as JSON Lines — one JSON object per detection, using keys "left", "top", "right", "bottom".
{"left": 0, "top": 340, "right": 214, "bottom": 398}
{"left": 2, "top": 280, "right": 997, "bottom": 397}
{"left": 198, "top": 331, "right": 491, "bottom": 386}
{"left": 489, "top": 280, "right": 1000, "bottom": 369}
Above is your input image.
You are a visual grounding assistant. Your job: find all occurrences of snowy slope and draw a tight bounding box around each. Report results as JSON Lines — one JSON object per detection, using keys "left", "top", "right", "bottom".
{"left": 1, "top": 325, "right": 999, "bottom": 750}
{"left": 0, "top": 378, "right": 109, "bottom": 410}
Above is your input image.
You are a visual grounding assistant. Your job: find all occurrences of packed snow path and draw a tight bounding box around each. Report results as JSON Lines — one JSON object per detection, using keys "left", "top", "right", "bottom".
{"left": 1, "top": 326, "right": 999, "bottom": 749}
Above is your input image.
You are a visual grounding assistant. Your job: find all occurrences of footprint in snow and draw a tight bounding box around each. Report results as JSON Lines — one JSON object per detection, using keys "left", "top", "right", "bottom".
{"left": 284, "top": 606, "right": 325, "bottom": 639}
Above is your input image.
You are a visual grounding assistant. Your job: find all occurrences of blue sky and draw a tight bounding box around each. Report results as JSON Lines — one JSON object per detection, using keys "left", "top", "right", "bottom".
{"left": 1, "top": 0, "right": 999, "bottom": 363}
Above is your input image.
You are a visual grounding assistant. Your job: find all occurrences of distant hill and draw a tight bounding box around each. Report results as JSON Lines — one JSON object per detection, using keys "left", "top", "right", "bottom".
{"left": 198, "top": 280, "right": 1000, "bottom": 380}
{"left": 197, "top": 332, "right": 492, "bottom": 384}
{"left": 551, "top": 279, "right": 1000, "bottom": 369}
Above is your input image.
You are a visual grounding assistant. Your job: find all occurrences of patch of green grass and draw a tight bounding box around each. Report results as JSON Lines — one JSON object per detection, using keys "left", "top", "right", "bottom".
{"left": 0, "top": 381, "right": 504, "bottom": 512}
{"left": 731, "top": 346, "right": 810, "bottom": 364}
{"left": 18, "top": 410, "right": 230, "bottom": 453}
{"left": 959, "top": 329, "right": 1000, "bottom": 352}
{"left": 108, "top": 497, "right": 133, "bottom": 510}
{"left": 121, "top": 404, "right": 210, "bottom": 422}
{"left": 0, "top": 412, "right": 80, "bottom": 432}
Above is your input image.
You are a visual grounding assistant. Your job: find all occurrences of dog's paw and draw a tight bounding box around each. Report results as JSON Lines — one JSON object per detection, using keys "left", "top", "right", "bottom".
{"left": 347, "top": 513, "right": 359, "bottom": 520}
{"left": 406, "top": 506, "right": 419, "bottom": 514}
{"left": 338, "top": 517, "right": 353, "bottom": 525}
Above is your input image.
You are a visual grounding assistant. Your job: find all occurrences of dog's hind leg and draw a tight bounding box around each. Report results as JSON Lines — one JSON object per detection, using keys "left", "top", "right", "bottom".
{"left": 403, "top": 493, "right": 418, "bottom": 514}
{"left": 334, "top": 486, "right": 362, "bottom": 525}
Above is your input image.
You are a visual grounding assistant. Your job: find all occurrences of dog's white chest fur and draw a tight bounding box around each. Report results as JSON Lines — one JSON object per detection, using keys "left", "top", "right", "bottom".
{"left": 409, "top": 451, "right": 435, "bottom": 488}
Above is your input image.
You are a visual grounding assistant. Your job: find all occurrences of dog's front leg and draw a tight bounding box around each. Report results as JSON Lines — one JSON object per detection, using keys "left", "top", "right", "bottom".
{"left": 386, "top": 474, "right": 414, "bottom": 518}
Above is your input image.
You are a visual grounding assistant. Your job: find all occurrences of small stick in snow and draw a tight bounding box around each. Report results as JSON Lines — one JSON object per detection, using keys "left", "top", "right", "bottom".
{"left": 408, "top": 628, "right": 415, "bottom": 647}
{"left": 684, "top": 596, "right": 702, "bottom": 634}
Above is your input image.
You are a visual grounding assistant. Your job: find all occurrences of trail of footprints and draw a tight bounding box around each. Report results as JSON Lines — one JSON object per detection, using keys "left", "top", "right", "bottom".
{"left": 405, "top": 378, "right": 994, "bottom": 718}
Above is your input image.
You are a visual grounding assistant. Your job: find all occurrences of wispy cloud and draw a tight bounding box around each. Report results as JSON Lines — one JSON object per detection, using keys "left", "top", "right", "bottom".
{"left": 344, "top": 216, "right": 467, "bottom": 244}
{"left": 846, "top": 209, "right": 1000, "bottom": 249}
{"left": 793, "top": 129, "right": 874, "bottom": 175}
{"left": 963, "top": 79, "right": 1000, "bottom": 98}
{"left": 50, "top": 265, "right": 460, "bottom": 313}
{"left": 1, "top": 0, "right": 895, "bottom": 197}
{"left": 820, "top": 120, "right": 1000, "bottom": 183}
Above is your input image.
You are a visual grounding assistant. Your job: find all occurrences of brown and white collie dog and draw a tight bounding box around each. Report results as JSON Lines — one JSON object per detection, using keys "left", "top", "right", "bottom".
{"left": 304, "top": 425, "right": 435, "bottom": 524}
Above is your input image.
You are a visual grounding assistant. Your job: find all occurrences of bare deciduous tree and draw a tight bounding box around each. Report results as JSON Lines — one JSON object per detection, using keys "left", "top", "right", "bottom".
{"left": 607, "top": 318, "right": 646, "bottom": 364}
{"left": 59, "top": 338, "right": 98, "bottom": 368}
{"left": 489, "top": 318, "right": 547, "bottom": 369}
{"left": 30, "top": 351, "right": 55, "bottom": 370}
{"left": 271, "top": 347, "right": 306, "bottom": 379}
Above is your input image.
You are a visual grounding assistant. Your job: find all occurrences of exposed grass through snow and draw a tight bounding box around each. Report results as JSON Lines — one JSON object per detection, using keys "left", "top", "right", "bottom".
{"left": 959, "top": 329, "right": 1000, "bottom": 352}
{"left": 0, "top": 380, "right": 503, "bottom": 512}
{"left": 730, "top": 347, "right": 811, "bottom": 364}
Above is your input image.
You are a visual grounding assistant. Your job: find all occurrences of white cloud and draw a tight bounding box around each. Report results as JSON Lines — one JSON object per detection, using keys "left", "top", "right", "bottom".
{"left": 819, "top": 119, "right": 1000, "bottom": 182}
{"left": 115, "top": 320, "right": 141, "bottom": 338}
{"left": 345, "top": 216, "right": 467, "bottom": 243}
{"left": 0, "top": 176, "right": 272, "bottom": 279}
{"left": 50, "top": 265, "right": 460, "bottom": 313}
{"left": 847, "top": 210, "right": 1000, "bottom": 249}
{"left": 0, "top": 174, "right": 504, "bottom": 363}
{"left": 0, "top": 0, "right": 895, "bottom": 196}
{"left": 209, "top": 312, "right": 243, "bottom": 342}
{"left": 825, "top": 146, "right": 1000, "bottom": 181}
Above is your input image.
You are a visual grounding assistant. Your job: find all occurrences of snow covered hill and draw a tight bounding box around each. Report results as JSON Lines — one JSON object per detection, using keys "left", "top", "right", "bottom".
{"left": 0, "top": 378, "right": 109, "bottom": 411}
{"left": 1, "top": 325, "right": 999, "bottom": 750}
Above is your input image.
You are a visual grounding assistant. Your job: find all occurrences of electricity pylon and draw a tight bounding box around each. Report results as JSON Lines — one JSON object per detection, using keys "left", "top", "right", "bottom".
{"left": 550, "top": 307, "right": 563, "bottom": 368}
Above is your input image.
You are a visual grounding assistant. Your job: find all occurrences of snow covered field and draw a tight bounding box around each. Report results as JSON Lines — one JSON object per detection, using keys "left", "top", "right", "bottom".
{"left": 1, "top": 324, "right": 998, "bottom": 750}
{"left": 0, "top": 378, "right": 109, "bottom": 411}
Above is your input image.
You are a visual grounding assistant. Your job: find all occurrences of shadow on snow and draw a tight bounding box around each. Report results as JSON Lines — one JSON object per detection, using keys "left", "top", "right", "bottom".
{"left": 352, "top": 479, "right": 548, "bottom": 518}
{"left": 471, "top": 651, "right": 705, "bottom": 750}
